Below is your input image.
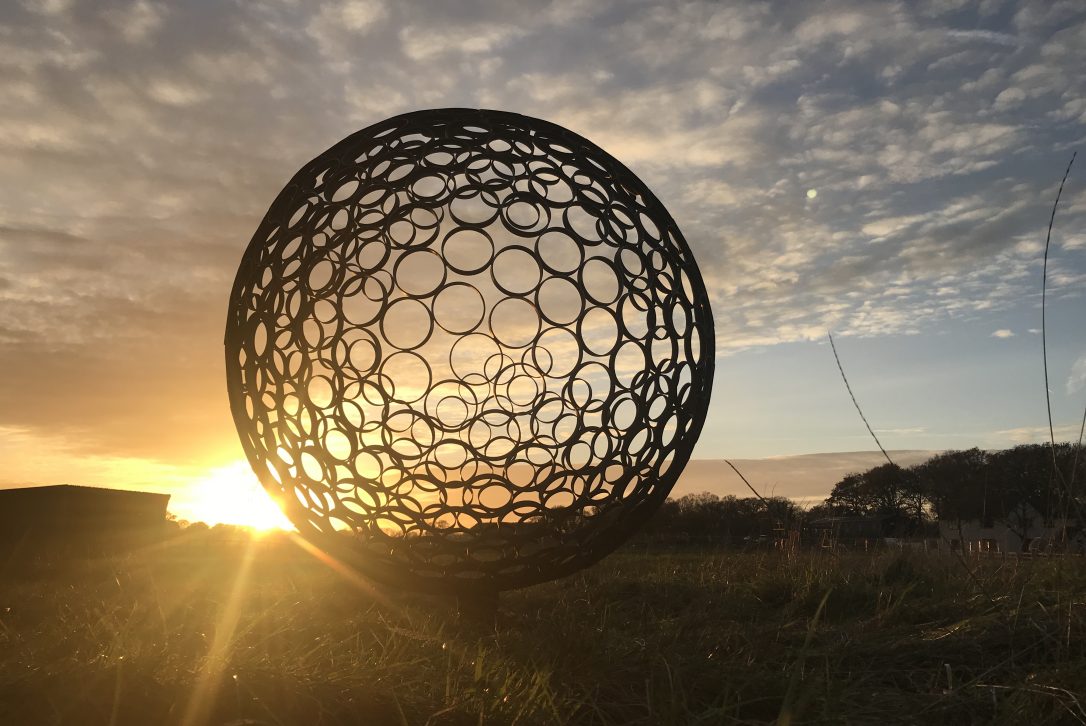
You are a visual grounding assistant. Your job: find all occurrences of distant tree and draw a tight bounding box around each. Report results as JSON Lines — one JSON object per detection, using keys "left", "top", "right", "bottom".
{"left": 802, "top": 502, "right": 836, "bottom": 522}
{"left": 913, "top": 448, "right": 988, "bottom": 543}
{"left": 902, "top": 444, "right": 1085, "bottom": 548}
{"left": 825, "top": 463, "right": 924, "bottom": 529}
{"left": 644, "top": 492, "right": 797, "bottom": 545}
{"left": 648, "top": 443, "right": 1086, "bottom": 550}
{"left": 763, "top": 496, "right": 800, "bottom": 528}
{"left": 987, "top": 444, "right": 1064, "bottom": 543}
{"left": 824, "top": 473, "right": 866, "bottom": 516}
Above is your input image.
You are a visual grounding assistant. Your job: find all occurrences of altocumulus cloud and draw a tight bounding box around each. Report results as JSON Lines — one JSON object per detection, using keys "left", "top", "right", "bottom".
{"left": 0, "top": 0, "right": 1084, "bottom": 466}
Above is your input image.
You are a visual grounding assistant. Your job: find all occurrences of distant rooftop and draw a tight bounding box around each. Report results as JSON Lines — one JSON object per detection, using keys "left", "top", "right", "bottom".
{"left": 0, "top": 484, "right": 168, "bottom": 500}
{"left": 0, "top": 485, "right": 171, "bottom": 513}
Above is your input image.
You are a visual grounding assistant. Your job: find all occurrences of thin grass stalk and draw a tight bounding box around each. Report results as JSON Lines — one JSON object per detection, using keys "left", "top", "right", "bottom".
{"left": 724, "top": 459, "right": 768, "bottom": 504}
{"left": 1041, "top": 152, "right": 1076, "bottom": 488}
{"left": 1040, "top": 153, "right": 1086, "bottom": 536}
{"left": 827, "top": 333, "right": 894, "bottom": 468}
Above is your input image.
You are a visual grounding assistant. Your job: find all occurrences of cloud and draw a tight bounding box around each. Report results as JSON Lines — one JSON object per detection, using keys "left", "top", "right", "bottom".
{"left": 146, "top": 78, "right": 209, "bottom": 106}
{"left": 861, "top": 215, "right": 927, "bottom": 238}
{"left": 306, "top": 0, "right": 387, "bottom": 56}
{"left": 105, "top": 0, "right": 165, "bottom": 44}
{"left": 400, "top": 23, "right": 524, "bottom": 61}
{"left": 1068, "top": 354, "right": 1086, "bottom": 394}
{"left": 946, "top": 29, "right": 1019, "bottom": 46}
{"left": 874, "top": 427, "right": 929, "bottom": 435}
{"left": 995, "top": 425, "right": 1086, "bottom": 445}
{"left": 992, "top": 329, "right": 1015, "bottom": 338}
{"left": 993, "top": 87, "right": 1027, "bottom": 110}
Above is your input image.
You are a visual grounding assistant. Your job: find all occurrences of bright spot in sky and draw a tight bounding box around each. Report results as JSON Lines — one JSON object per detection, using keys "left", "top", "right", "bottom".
{"left": 185, "top": 461, "right": 294, "bottom": 531}
{"left": 806, "top": 189, "right": 818, "bottom": 199}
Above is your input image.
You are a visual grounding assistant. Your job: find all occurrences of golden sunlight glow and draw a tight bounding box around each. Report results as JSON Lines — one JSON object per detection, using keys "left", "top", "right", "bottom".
{"left": 186, "top": 461, "right": 295, "bottom": 531}
{"left": 806, "top": 188, "right": 818, "bottom": 199}
{"left": 180, "top": 537, "right": 257, "bottom": 726}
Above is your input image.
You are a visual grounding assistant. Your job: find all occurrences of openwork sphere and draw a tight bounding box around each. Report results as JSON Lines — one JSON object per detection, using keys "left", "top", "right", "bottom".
{"left": 225, "top": 108, "right": 714, "bottom": 593}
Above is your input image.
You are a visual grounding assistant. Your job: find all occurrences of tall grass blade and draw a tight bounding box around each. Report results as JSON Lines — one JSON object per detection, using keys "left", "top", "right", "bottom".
{"left": 1042, "top": 152, "right": 1077, "bottom": 471}
{"left": 827, "top": 333, "right": 895, "bottom": 468}
{"left": 724, "top": 459, "right": 767, "bottom": 504}
{"left": 1040, "top": 152, "right": 1083, "bottom": 526}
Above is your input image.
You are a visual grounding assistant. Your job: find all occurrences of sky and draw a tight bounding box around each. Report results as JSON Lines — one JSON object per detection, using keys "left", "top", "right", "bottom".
{"left": 1, "top": 0, "right": 1085, "bottom": 524}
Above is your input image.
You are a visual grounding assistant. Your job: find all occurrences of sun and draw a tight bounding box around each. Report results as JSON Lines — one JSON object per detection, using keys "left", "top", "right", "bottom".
{"left": 186, "top": 461, "right": 295, "bottom": 531}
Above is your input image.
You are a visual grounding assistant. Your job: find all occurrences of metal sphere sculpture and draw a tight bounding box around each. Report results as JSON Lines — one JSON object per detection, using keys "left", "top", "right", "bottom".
{"left": 225, "top": 108, "right": 714, "bottom": 595}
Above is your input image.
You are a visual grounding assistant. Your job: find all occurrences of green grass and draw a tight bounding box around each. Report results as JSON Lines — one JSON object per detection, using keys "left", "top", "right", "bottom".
{"left": 2, "top": 535, "right": 1085, "bottom": 725}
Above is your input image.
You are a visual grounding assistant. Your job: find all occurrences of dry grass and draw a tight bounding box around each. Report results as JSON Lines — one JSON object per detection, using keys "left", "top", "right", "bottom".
{"left": 2, "top": 533, "right": 1085, "bottom": 725}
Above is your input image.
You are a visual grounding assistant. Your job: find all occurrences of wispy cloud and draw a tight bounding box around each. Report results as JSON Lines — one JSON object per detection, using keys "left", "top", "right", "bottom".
{"left": 873, "top": 427, "right": 929, "bottom": 436}
{"left": 945, "top": 29, "right": 1019, "bottom": 47}
{"left": 1068, "top": 354, "right": 1086, "bottom": 394}
{"left": 995, "top": 424, "right": 1086, "bottom": 445}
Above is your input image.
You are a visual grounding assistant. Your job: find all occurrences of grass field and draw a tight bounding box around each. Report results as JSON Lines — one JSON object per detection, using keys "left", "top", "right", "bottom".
{"left": 2, "top": 533, "right": 1085, "bottom": 725}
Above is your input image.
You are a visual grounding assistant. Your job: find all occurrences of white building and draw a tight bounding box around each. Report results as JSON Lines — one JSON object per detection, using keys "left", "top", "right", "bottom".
{"left": 938, "top": 512, "right": 1082, "bottom": 554}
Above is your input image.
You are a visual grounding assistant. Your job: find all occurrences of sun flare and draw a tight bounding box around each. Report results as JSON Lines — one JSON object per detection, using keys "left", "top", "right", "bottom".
{"left": 185, "top": 461, "right": 295, "bottom": 531}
